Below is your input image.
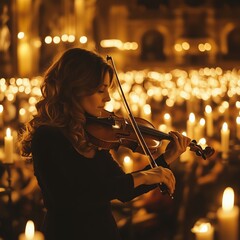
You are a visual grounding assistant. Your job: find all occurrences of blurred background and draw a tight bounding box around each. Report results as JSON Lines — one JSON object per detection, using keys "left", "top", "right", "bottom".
{"left": 0, "top": 0, "right": 240, "bottom": 240}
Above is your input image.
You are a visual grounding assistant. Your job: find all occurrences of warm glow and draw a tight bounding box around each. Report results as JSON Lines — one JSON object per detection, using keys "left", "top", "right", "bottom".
{"left": 222, "top": 187, "right": 234, "bottom": 211}
{"left": 205, "top": 105, "right": 212, "bottom": 114}
{"left": 61, "top": 34, "right": 68, "bottom": 42}
{"left": 237, "top": 116, "right": 240, "bottom": 124}
{"left": 198, "top": 138, "right": 206, "bottom": 146}
{"left": 204, "top": 43, "right": 212, "bottom": 51}
{"left": 53, "top": 36, "right": 61, "bottom": 44}
{"left": 236, "top": 101, "right": 240, "bottom": 109}
{"left": 79, "top": 36, "right": 87, "bottom": 44}
{"left": 45, "top": 36, "right": 52, "bottom": 44}
{"left": 199, "top": 118, "right": 205, "bottom": 126}
{"left": 19, "top": 108, "right": 26, "bottom": 116}
{"left": 182, "top": 42, "right": 190, "bottom": 50}
{"left": 164, "top": 113, "right": 171, "bottom": 120}
{"left": 124, "top": 156, "right": 131, "bottom": 164}
{"left": 222, "top": 122, "right": 228, "bottom": 131}
{"left": 198, "top": 43, "right": 205, "bottom": 52}
{"left": 189, "top": 113, "right": 195, "bottom": 123}
{"left": 174, "top": 43, "right": 182, "bottom": 52}
{"left": 192, "top": 222, "right": 212, "bottom": 233}
{"left": 100, "top": 39, "right": 123, "bottom": 49}
{"left": 25, "top": 220, "right": 35, "bottom": 238}
{"left": 143, "top": 104, "right": 151, "bottom": 115}
{"left": 6, "top": 128, "right": 11, "bottom": 137}
{"left": 68, "top": 35, "right": 75, "bottom": 42}
{"left": 0, "top": 104, "right": 3, "bottom": 113}
{"left": 17, "top": 32, "right": 25, "bottom": 39}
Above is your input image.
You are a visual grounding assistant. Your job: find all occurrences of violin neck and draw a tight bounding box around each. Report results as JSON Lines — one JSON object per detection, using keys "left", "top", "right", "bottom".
{"left": 138, "top": 124, "right": 173, "bottom": 141}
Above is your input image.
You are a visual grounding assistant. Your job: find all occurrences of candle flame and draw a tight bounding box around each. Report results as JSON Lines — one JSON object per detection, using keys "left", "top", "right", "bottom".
{"left": 124, "top": 156, "right": 131, "bottom": 164}
{"left": 0, "top": 104, "right": 3, "bottom": 113}
{"left": 143, "top": 104, "right": 151, "bottom": 114}
{"left": 6, "top": 128, "right": 11, "bottom": 137}
{"left": 191, "top": 222, "right": 212, "bottom": 233}
{"left": 222, "top": 122, "right": 228, "bottom": 131}
{"left": 199, "top": 118, "right": 205, "bottom": 126}
{"left": 205, "top": 105, "right": 212, "bottom": 113}
{"left": 189, "top": 113, "right": 195, "bottom": 123}
{"left": 25, "top": 220, "right": 35, "bottom": 238}
{"left": 236, "top": 116, "right": 240, "bottom": 125}
{"left": 164, "top": 113, "right": 171, "bottom": 120}
{"left": 222, "top": 187, "right": 234, "bottom": 211}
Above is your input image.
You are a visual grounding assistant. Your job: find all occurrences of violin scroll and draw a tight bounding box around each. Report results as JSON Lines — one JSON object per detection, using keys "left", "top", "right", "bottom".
{"left": 189, "top": 140, "right": 215, "bottom": 160}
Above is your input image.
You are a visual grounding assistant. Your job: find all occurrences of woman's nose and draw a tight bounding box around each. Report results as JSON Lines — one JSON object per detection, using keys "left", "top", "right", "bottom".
{"left": 104, "top": 91, "right": 111, "bottom": 102}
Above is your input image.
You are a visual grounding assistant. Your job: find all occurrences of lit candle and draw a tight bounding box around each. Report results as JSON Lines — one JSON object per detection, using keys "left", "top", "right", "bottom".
{"left": 19, "top": 220, "right": 44, "bottom": 240}
{"left": 191, "top": 219, "right": 214, "bottom": 240}
{"left": 123, "top": 156, "right": 133, "bottom": 173}
{"left": 17, "top": 42, "right": 32, "bottom": 77}
{"left": 221, "top": 122, "right": 230, "bottom": 159}
{"left": 19, "top": 108, "right": 28, "bottom": 123}
{"left": 0, "top": 104, "right": 3, "bottom": 127}
{"left": 180, "top": 132, "right": 193, "bottom": 162}
{"left": 141, "top": 104, "right": 152, "bottom": 122}
{"left": 236, "top": 116, "right": 240, "bottom": 140}
{"left": 194, "top": 118, "right": 205, "bottom": 141}
{"left": 205, "top": 105, "right": 214, "bottom": 137}
{"left": 217, "top": 187, "right": 239, "bottom": 240}
{"left": 4, "top": 128, "right": 14, "bottom": 163}
{"left": 187, "top": 113, "right": 195, "bottom": 139}
{"left": 163, "top": 113, "right": 172, "bottom": 131}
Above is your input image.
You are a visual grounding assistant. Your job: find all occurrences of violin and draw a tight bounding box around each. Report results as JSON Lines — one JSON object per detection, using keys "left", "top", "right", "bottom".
{"left": 85, "top": 110, "right": 215, "bottom": 160}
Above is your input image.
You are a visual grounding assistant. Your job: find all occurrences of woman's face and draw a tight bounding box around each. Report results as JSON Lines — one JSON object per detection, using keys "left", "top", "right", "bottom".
{"left": 80, "top": 73, "right": 111, "bottom": 117}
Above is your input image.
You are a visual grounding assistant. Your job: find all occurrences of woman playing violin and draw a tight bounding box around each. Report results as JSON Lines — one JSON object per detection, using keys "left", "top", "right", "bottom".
{"left": 19, "top": 47, "right": 191, "bottom": 240}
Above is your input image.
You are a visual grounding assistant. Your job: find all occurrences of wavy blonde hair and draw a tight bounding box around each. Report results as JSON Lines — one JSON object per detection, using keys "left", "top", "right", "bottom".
{"left": 19, "top": 48, "right": 113, "bottom": 156}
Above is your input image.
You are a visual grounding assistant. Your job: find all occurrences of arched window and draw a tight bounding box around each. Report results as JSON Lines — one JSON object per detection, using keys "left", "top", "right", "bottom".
{"left": 226, "top": 28, "right": 240, "bottom": 59}
{"left": 141, "top": 30, "right": 166, "bottom": 61}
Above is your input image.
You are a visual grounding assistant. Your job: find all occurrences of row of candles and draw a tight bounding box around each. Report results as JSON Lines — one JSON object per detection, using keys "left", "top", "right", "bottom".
{"left": 0, "top": 113, "right": 233, "bottom": 164}
{"left": 0, "top": 106, "right": 237, "bottom": 163}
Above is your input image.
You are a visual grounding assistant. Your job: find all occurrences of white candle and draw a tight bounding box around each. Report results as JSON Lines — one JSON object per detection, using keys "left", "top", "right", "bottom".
{"left": 205, "top": 105, "right": 214, "bottom": 137}
{"left": 4, "top": 128, "right": 14, "bottom": 163}
{"left": 163, "top": 113, "right": 172, "bottom": 131}
{"left": 19, "top": 220, "right": 44, "bottom": 240}
{"left": 217, "top": 187, "right": 239, "bottom": 240}
{"left": 187, "top": 112, "right": 195, "bottom": 139}
{"left": 180, "top": 132, "right": 193, "bottom": 162}
{"left": 123, "top": 156, "right": 133, "bottom": 173}
{"left": 0, "top": 104, "right": 3, "bottom": 127}
{"left": 141, "top": 104, "right": 152, "bottom": 122}
{"left": 191, "top": 220, "right": 214, "bottom": 240}
{"left": 17, "top": 42, "right": 32, "bottom": 77}
{"left": 236, "top": 116, "right": 240, "bottom": 140}
{"left": 221, "top": 122, "right": 230, "bottom": 159}
{"left": 19, "top": 108, "right": 28, "bottom": 123}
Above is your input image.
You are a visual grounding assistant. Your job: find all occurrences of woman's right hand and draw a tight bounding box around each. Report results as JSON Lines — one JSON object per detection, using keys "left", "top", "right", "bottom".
{"left": 132, "top": 166, "right": 176, "bottom": 195}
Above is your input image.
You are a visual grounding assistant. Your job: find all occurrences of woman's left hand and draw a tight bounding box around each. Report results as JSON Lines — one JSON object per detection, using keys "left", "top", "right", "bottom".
{"left": 164, "top": 131, "right": 191, "bottom": 165}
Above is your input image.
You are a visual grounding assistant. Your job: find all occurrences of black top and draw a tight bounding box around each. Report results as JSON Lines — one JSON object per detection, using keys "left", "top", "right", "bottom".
{"left": 32, "top": 125, "right": 168, "bottom": 240}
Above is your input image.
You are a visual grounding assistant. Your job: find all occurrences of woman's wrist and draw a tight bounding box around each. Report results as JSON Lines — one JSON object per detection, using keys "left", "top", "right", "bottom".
{"left": 131, "top": 171, "right": 146, "bottom": 188}
{"left": 156, "top": 153, "right": 170, "bottom": 168}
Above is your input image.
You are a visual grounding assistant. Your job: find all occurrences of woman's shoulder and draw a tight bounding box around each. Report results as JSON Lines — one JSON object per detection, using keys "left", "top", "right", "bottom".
{"left": 33, "top": 125, "right": 65, "bottom": 141}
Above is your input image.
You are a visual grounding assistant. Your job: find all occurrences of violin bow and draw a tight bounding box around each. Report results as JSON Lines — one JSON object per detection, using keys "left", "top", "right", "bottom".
{"left": 106, "top": 56, "right": 173, "bottom": 199}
